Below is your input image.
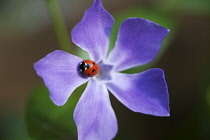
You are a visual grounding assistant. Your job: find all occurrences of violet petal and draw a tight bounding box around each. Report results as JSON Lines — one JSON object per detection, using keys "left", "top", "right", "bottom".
{"left": 34, "top": 50, "right": 88, "bottom": 106}
{"left": 107, "top": 18, "right": 169, "bottom": 72}
{"left": 74, "top": 79, "right": 118, "bottom": 140}
{"left": 71, "top": 0, "right": 114, "bottom": 62}
{"left": 106, "top": 68, "right": 170, "bottom": 116}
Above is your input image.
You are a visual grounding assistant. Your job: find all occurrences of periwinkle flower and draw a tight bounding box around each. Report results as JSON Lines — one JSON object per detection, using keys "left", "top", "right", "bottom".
{"left": 34, "top": 0, "right": 170, "bottom": 139}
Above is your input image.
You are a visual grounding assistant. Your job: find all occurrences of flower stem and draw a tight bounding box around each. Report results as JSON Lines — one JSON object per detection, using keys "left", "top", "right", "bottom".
{"left": 46, "top": 0, "right": 71, "bottom": 52}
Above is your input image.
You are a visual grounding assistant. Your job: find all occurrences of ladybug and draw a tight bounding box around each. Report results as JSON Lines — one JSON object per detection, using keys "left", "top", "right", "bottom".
{"left": 79, "top": 60, "right": 99, "bottom": 77}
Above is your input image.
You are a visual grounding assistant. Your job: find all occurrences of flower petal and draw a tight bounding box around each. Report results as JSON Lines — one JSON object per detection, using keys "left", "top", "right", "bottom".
{"left": 71, "top": 0, "right": 114, "bottom": 62}
{"left": 34, "top": 50, "right": 88, "bottom": 106}
{"left": 106, "top": 68, "right": 170, "bottom": 116}
{"left": 74, "top": 79, "right": 118, "bottom": 140}
{"left": 107, "top": 18, "right": 169, "bottom": 72}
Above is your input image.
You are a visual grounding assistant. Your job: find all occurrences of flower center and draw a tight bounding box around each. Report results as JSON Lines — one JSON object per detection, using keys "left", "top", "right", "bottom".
{"left": 96, "top": 61, "right": 114, "bottom": 82}
{"left": 78, "top": 60, "right": 114, "bottom": 82}
{"left": 79, "top": 60, "right": 100, "bottom": 77}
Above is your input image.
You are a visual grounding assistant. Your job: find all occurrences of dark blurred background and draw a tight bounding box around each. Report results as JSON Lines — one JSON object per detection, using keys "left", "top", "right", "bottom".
{"left": 0, "top": 0, "right": 210, "bottom": 139}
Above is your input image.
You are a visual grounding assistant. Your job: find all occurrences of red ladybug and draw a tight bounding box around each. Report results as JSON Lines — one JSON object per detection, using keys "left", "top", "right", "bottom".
{"left": 79, "top": 60, "right": 99, "bottom": 77}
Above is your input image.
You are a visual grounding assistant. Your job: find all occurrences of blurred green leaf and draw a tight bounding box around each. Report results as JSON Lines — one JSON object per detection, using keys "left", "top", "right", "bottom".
{"left": 156, "top": 0, "right": 210, "bottom": 15}
{"left": 46, "top": 0, "right": 72, "bottom": 52}
{"left": 207, "top": 86, "right": 210, "bottom": 106}
{"left": 26, "top": 84, "right": 87, "bottom": 140}
{"left": 109, "top": 7, "right": 177, "bottom": 73}
{"left": 0, "top": 113, "right": 28, "bottom": 140}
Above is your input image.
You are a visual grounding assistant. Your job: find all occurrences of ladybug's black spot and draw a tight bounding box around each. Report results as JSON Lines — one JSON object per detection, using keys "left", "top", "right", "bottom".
{"left": 79, "top": 62, "right": 85, "bottom": 72}
{"left": 79, "top": 61, "right": 90, "bottom": 73}
{"left": 93, "top": 62, "right": 95, "bottom": 65}
{"left": 92, "top": 69, "right": 95, "bottom": 72}
{"left": 86, "top": 64, "right": 90, "bottom": 69}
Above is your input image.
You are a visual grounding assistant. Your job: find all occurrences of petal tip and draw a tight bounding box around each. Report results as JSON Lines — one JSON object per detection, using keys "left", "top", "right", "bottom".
{"left": 93, "top": 0, "right": 102, "bottom": 5}
{"left": 33, "top": 59, "right": 43, "bottom": 76}
{"left": 158, "top": 113, "right": 170, "bottom": 117}
{"left": 151, "top": 107, "right": 170, "bottom": 117}
{"left": 163, "top": 107, "right": 170, "bottom": 116}
{"left": 162, "top": 111, "right": 170, "bottom": 117}
{"left": 50, "top": 94, "right": 65, "bottom": 106}
{"left": 167, "top": 28, "right": 170, "bottom": 32}
{"left": 129, "top": 17, "right": 170, "bottom": 36}
{"left": 71, "top": 0, "right": 113, "bottom": 62}
{"left": 33, "top": 61, "right": 39, "bottom": 71}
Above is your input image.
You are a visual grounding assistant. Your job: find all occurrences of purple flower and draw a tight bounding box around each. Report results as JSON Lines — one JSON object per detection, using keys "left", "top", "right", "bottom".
{"left": 34, "top": 0, "right": 170, "bottom": 139}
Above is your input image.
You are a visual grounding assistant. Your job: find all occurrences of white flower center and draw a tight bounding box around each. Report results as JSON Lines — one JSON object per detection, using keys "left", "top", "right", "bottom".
{"left": 96, "top": 61, "right": 114, "bottom": 82}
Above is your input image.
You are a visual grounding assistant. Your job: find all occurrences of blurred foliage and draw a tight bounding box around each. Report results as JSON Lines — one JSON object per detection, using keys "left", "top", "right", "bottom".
{"left": 26, "top": 84, "right": 87, "bottom": 140}
{"left": 0, "top": 114, "right": 28, "bottom": 140}
{"left": 109, "top": 7, "right": 177, "bottom": 73}
{"left": 47, "top": 0, "right": 72, "bottom": 52}
{"left": 0, "top": 0, "right": 49, "bottom": 37}
{"left": 0, "top": 0, "right": 209, "bottom": 38}
{"left": 197, "top": 85, "right": 210, "bottom": 140}
{"left": 156, "top": 0, "right": 210, "bottom": 15}
{"left": 207, "top": 86, "right": 210, "bottom": 106}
